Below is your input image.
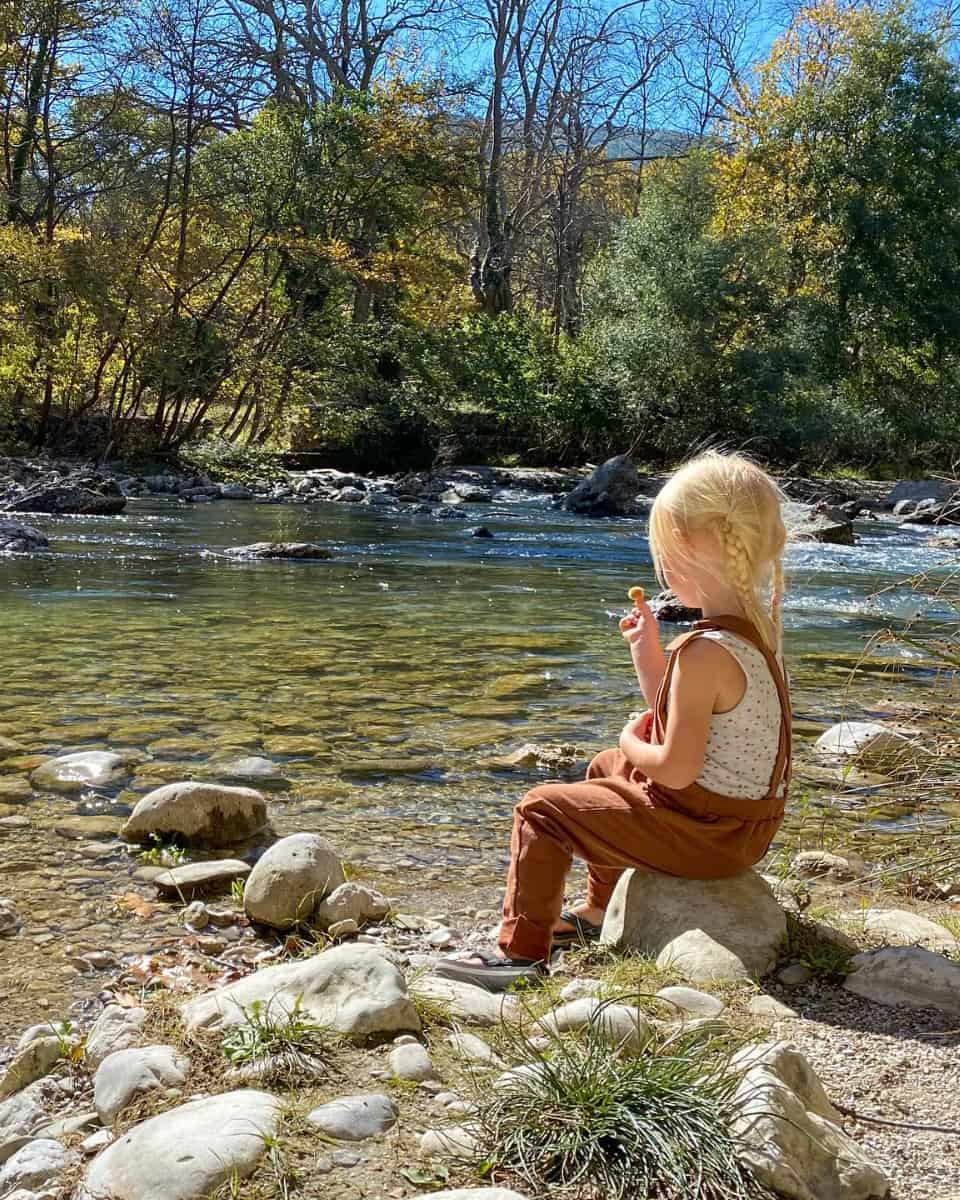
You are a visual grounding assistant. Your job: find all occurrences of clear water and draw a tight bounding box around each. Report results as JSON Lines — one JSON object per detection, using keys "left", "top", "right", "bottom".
{"left": 0, "top": 494, "right": 953, "bottom": 1029}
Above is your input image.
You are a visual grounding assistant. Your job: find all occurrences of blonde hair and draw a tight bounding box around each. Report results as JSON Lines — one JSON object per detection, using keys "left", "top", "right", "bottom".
{"left": 649, "top": 450, "right": 786, "bottom": 653}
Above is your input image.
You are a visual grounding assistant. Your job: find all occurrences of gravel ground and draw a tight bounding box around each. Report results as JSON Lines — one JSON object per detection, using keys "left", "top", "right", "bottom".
{"left": 765, "top": 983, "right": 960, "bottom": 1200}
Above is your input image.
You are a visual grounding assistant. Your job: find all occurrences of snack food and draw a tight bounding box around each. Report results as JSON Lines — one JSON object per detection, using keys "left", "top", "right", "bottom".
{"left": 628, "top": 586, "right": 645, "bottom": 604}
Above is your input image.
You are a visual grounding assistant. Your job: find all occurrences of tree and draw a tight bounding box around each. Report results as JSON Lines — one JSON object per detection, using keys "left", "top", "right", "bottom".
{"left": 717, "top": 2, "right": 960, "bottom": 432}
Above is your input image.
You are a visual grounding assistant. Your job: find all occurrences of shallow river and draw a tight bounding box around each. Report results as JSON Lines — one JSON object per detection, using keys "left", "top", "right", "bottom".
{"left": 0, "top": 493, "right": 954, "bottom": 1031}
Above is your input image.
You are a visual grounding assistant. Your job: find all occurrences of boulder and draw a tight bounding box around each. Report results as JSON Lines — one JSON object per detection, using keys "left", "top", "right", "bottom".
{"left": 338, "top": 486, "right": 365, "bottom": 502}
{"left": 0, "top": 1139, "right": 80, "bottom": 1194}
{"left": 814, "top": 722, "right": 912, "bottom": 765}
{"left": 314, "top": 882, "right": 391, "bottom": 930}
{"left": 120, "top": 781, "right": 268, "bottom": 846}
{"left": 731, "top": 1041, "right": 889, "bottom": 1200}
{"left": 243, "top": 833, "right": 345, "bottom": 929}
{"left": 8, "top": 482, "right": 126, "bottom": 516}
{"left": 307, "top": 1093, "right": 398, "bottom": 1141}
{"left": 844, "top": 946, "right": 960, "bottom": 1014}
{"left": 783, "top": 502, "right": 856, "bottom": 546}
{"left": 84, "top": 1006, "right": 148, "bottom": 1069}
{"left": 94, "top": 1045, "right": 189, "bottom": 1123}
{"left": 224, "top": 542, "right": 332, "bottom": 560}
{"left": 600, "top": 869, "right": 786, "bottom": 982}
{"left": 533, "top": 999, "right": 652, "bottom": 1054}
{"left": 31, "top": 751, "right": 129, "bottom": 794}
{"left": 562, "top": 455, "right": 640, "bottom": 516}
{"left": 78, "top": 1090, "right": 282, "bottom": 1200}
{"left": 859, "top": 909, "right": 958, "bottom": 953}
{"left": 181, "top": 943, "right": 419, "bottom": 1038}
{"left": 655, "top": 986, "right": 723, "bottom": 1018}
{"left": 408, "top": 976, "right": 518, "bottom": 1027}
{"left": 0, "top": 522, "right": 48, "bottom": 554}
{"left": 153, "top": 860, "right": 251, "bottom": 898}
{"left": 0, "top": 1038, "right": 63, "bottom": 1099}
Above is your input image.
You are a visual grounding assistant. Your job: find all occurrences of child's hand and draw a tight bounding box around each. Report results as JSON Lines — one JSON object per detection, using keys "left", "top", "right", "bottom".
{"left": 619, "top": 592, "right": 659, "bottom": 661}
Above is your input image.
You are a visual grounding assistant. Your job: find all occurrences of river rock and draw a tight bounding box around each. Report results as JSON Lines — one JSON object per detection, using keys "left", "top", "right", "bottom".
{"left": 0, "top": 1139, "right": 80, "bottom": 1194}
{"left": 84, "top": 1006, "right": 148, "bottom": 1069}
{"left": 444, "top": 1031, "right": 502, "bottom": 1066}
{"left": 600, "top": 869, "right": 786, "bottom": 982}
{"left": 8, "top": 481, "right": 126, "bottom": 516}
{"left": 314, "top": 882, "right": 391, "bottom": 930}
{"left": 791, "top": 849, "right": 861, "bottom": 880}
{"left": 0, "top": 1038, "right": 63, "bottom": 1100}
{"left": 534, "top": 1000, "right": 652, "bottom": 1054}
{"left": 0, "top": 897, "right": 21, "bottom": 937}
{"left": 655, "top": 986, "right": 723, "bottom": 1018}
{"left": 747, "top": 994, "right": 799, "bottom": 1020}
{"left": 307, "top": 1093, "right": 398, "bottom": 1141}
{"left": 207, "top": 755, "right": 288, "bottom": 788}
{"left": 859, "top": 909, "right": 958, "bottom": 953}
{"left": 731, "top": 1041, "right": 888, "bottom": 1199}
{"left": 120, "top": 781, "right": 267, "bottom": 846}
{"left": 389, "top": 1043, "right": 438, "bottom": 1082}
{"left": 243, "top": 833, "right": 345, "bottom": 929}
{"left": 218, "top": 483, "right": 254, "bottom": 500}
{"left": 409, "top": 1193, "right": 527, "bottom": 1200}
{"left": 0, "top": 522, "right": 48, "bottom": 554}
{"left": 224, "top": 542, "right": 332, "bottom": 560}
{"left": 647, "top": 590, "right": 702, "bottom": 622}
{"left": 814, "top": 721, "right": 911, "bottom": 764}
{"left": 562, "top": 455, "right": 640, "bottom": 516}
{"left": 783, "top": 501, "right": 856, "bottom": 545}
{"left": 94, "top": 1045, "right": 189, "bottom": 1123}
{"left": 408, "top": 976, "right": 517, "bottom": 1027}
{"left": 31, "top": 751, "right": 128, "bottom": 794}
{"left": 844, "top": 946, "right": 960, "bottom": 1013}
{"left": 78, "top": 1090, "right": 282, "bottom": 1200}
{"left": 419, "top": 1125, "right": 481, "bottom": 1159}
{"left": 182, "top": 943, "right": 419, "bottom": 1038}
{"left": 338, "top": 486, "right": 364, "bottom": 502}
{"left": 0, "top": 1083, "right": 47, "bottom": 1159}
{"left": 153, "top": 860, "right": 251, "bottom": 898}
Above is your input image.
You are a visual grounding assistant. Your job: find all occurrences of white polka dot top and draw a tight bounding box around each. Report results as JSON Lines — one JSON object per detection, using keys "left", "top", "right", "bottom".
{"left": 694, "top": 630, "right": 784, "bottom": 800}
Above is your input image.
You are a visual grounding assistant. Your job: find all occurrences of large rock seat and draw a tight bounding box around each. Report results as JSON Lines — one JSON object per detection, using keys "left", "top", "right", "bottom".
{"left": 600, "top": 869, "right": 786, "bottom": 982}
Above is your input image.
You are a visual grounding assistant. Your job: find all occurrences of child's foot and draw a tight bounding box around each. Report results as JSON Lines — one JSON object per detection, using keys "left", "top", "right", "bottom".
{"left": 553, "top": 904, "right": 605, "bottom": 942}
{"left": 435, "top": 949, "right": 547, "bottom": 993}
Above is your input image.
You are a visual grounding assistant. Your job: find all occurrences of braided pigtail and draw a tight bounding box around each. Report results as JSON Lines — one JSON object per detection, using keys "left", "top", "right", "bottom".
{"left": 721, "top": 521, "right": 775, "bottom": 652}
{"left": 771, "top": 556, "right": 785, "bottom": 657}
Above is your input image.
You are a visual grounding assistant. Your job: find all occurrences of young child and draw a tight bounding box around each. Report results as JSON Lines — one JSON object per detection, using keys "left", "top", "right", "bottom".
{"left": 438, "top": 450, "right": 791, "bottom": 992}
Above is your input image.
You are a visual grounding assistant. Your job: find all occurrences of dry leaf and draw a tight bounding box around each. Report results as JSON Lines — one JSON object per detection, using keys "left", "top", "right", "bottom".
{"left": 112, "top": 892, "right": 158, "bottom": 920}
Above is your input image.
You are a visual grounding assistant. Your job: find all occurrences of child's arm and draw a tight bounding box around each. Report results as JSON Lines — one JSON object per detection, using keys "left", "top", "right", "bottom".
{"left": 619, "top": 591, "right": 667, "bottom": 707}
{"left": 619, "top": 638, "right": 723, "bottom": 789}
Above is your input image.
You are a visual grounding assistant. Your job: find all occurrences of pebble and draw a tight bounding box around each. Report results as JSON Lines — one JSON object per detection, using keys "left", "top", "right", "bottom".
{"left": 307, "top": 1093, "right": 398, "bottom": 1141}
{"left": 427, "top": 927, "right": 456, "bottom": 949}
{"left": 331, "top": 1149, "right": 362, "bottom": 1168}
{"left": 315, "top": 1157, "right": 334, "bottom": 1174}
{"left": 182, "top": 901, "right": 209, "bottom": 929}
{"left": 655, "top": 985, "right": 724, "bottom": 1018}
{"left": 328, "top": 918, "right": 359, "bottom": 939}
{"left": 778, "top": 962, "right": 813, "bottom": 987}
{"left": 393, "top": 1034, "right": 418, "bottom": 1046}
{"left": 389, "top": 1043, "right": 439, "bottom": 1082}
{"left": 81, "top": 1129, "right": 114, "bottom": 1154}
{"left": 434, "top": 1092, "right": 460, "bottom": 1106}
{"left": 747, "top": 994, "right": 799, "bottom": 1020}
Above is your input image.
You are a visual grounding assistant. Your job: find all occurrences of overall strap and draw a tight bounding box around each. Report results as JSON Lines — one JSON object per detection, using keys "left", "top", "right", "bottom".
{"left": 655, "top": 616, "right": 792, "bottom": 800}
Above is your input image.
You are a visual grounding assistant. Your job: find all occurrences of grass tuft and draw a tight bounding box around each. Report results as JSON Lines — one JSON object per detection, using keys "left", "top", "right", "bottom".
{"left": 220, "top": 997, "right": 336, "bottom": 1085}
{"left": 473, "top": 1011, "right": 764, "bottom": 1200}
{"left": 781, "top": 912, "right": 857, "bottom": 980}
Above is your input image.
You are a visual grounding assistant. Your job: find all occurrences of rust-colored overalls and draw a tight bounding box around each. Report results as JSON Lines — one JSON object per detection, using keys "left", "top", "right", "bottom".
{"left": 498, "top": 615, "right": 792, "bottom": 962}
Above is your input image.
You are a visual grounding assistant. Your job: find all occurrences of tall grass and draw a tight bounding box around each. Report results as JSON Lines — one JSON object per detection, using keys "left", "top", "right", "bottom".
{"left": 473, "top": 1010, "right": 764, "bottom": 1200}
